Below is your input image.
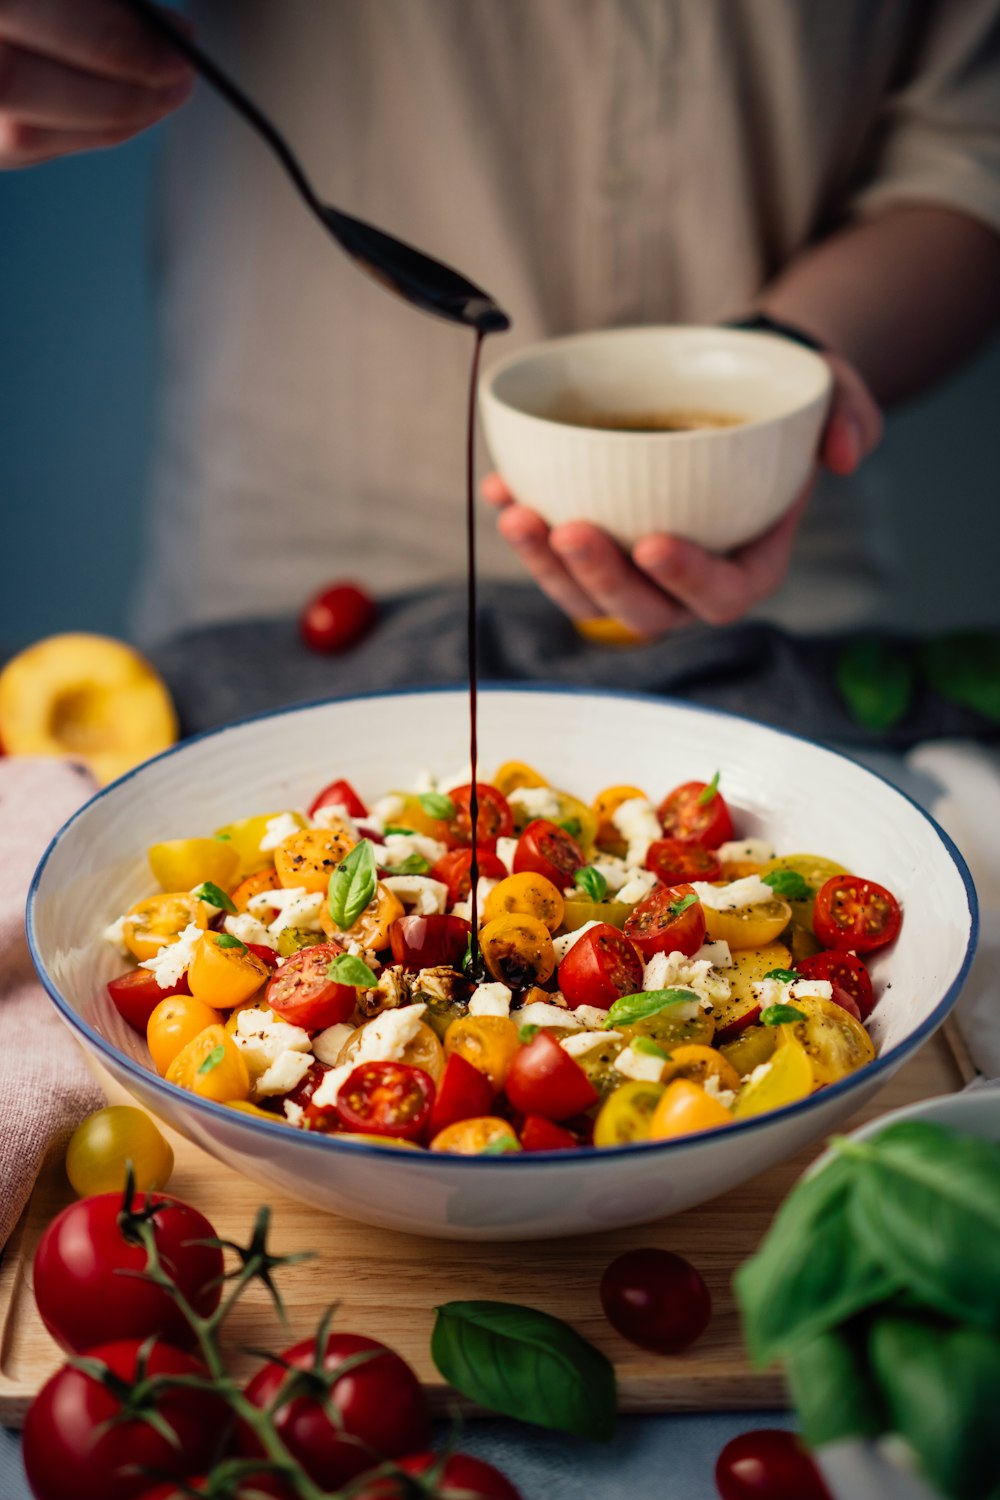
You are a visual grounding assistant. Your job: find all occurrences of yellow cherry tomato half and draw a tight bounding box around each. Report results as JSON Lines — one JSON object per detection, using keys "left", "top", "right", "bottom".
{"left": 731, "top": 1036, "right": 814, "bottom": 1118}
{"left": 274, "top": 826, "right": 355, "bottom": 893}
{"left": 430, "top": 1117, "right": 521, "bottom": 1155}
{"left": 122, "top": 893, "right": 209, "bottom": 962}
{"left": 561, "top": 896, "right": 633, "bottom": 932}
{"left": 591, "top": 785, "right": 647, "bottom": 853}
{"left": 479, "top": 914, "right": 556, "bottom": 990}
{"left": 66, "top": 1106, "right": 174, "bottom": 1197}
{"left": 165, "top": 1023, "right": 250, "bottom": 1103}
{"left": 213, "top": 811, "right": 305, "bottom": 876}
{"left": 719, "top": 1024, "right": 778, "bottom": 1080}
{"left": 593, "top": 1080, "right": 667, "bottom": 1147}
{"left": 648, "top": 1078, "right": 733, "bottom": 1140}
{"left": 186, "top": 932, "right": 271, "bottom": 1010}
{"left": 147, "top": 837, "right": 239, "bottom": 894}
{"left": 483, "top": 872, "right": 565, "bottom": 934}
{"left": 760, "top": 853, "right": 850, "bottom": 929}
{"left": 492, "top": 761, "right": 548, "bottom": 798}
{"left": 231, "top": 867, "right": 282, "bottom": 913}
{"left": 660, "top": 1045, "right": 741, "bottom": 1093}
{"left": 443, "top": 1015, "right": 520, "bottom": 1092}
{"left": 548, "top": 791, "right": 598, "bottom": 853}
{"left": 338, "top": 1132, "right": 422, "bottom": 1150}
{"left": 337, "top": 1017, "right": 445, "bottom": 1086}
{"left": 147, "top": 993, "right": 224, "bottom": 1075}
{"left": 778, "top": 996, "right": 875, "bottom": 1086}
{"left": 321, "top": 880, "right": 405, "bottom": 950}
{"left": 224, "top": 1099, "right": 292, "bottom": 1123}
{"left": 703, "top": 897, "right": 792, "bottom": 951}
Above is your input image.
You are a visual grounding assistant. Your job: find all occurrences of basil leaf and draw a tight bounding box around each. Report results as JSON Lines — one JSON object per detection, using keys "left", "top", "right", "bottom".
{"left": 604, "top": 987, "right": 699, "bottom": 1029}
{"left": 214, "top": 832, "right": 232, "bottom": 842}
{"left": 835, "top": 639, "right": 915, "bottom": 732}
{"left": 697, "top": 771, "right": 720, "bottom": 806}
{"left": 632, "top": 1037, "right": 668, "bottom": 1059}
{"left": 762, "top": 870, "right": 812, "bottom": 903}
{"left": 518, "top": 1024, "right": 540, "bottom": 1044}
{"left": 785, "top": 1325, "right": 885, "bottom": 1450}
{"left": 559, "top": 817, "right": 583, "bottom": 839}
{"left": 869, "top": 1315, "right": 1000, "bottom": 1500}
{"left": 382, "top": 826, "right": 417, "bottom": 836}
{"left": 734, "top": 1153, "right": 898, "bottom": 1369}
{"left": 197, "top": 1044, "right": 226, "bottom": 1076}
{"left": 390, "top": 853, "right": 431, "bottom": 876}
{"left": 668, "top": 892, "right": 699, "bottom": 918}
{"left": 419, "top": 792, "right": 455, "bottom": 821}
{"left": 327, "top": 839, "right": 377, "bottom": 930}
{"left": 761, "top": 1004, "right": 806, "bottom": 1026}
{"left": 431, "top": 1300, "right": 617, "bottom": 1441}
{"left": 845, "top": 1121, "right": 1000, "bottom": 1332}
{"left": 920, "top": 631, "right": 1000, "bottom": 723}
{"left": 479, "top": 1137, "right": 520, "bottom": 1156}
{"left": 213, "top": 932, "right": 246, "bottom": 952}
{"left": 763, "top": 968, "right": 799, "bottom": 983}
{"left": 574, "top": 866, "right": 608, "bottom": 903}
{"left": 327, "top": 954, "right": 378, "bottom": 989}
{"left": 191, "top": 880, "right": 237, "bottom": 914}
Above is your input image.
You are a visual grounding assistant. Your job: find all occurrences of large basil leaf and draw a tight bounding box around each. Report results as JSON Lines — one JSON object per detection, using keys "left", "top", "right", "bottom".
{"left": 869, "top": 1315, "right": 1000, "bottom": 1500}
{"left": 431, "top": 1300, "right": 616, "bottom": 1441}
{"left": 603, "top": 988, "right": 699, "bottom": 1029}
{"left": 785, "top": 1324, "right": 884, "bottom": 1450}
{"left": 835, "top": 639, "right": 914, "bottom": 733}
{"left": 846, "top": 1121, "right": 1000, "bottom": 1332}
{"left": 327, "top": 839, "right": 376, "bottom": 930}
{"left": 735, "top": 1154, "right": 897, "bottom": 1369}
{"left": 920, "top": 632, "right": 1000, "bottom": 723}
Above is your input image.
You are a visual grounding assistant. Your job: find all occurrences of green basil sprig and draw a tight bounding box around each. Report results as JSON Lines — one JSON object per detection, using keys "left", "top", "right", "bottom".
{"left": 574, "top": 865, "right": 608, "bottom": 903}
{"left": 327, "top": 839, "right": 377, "bottom": 930}
{"left": 559, "top": 817, "right": 583, "bottom": 839}
{"left": 390, "top": 853, "right": 431, "bottom": 876}
{"left": 697, "top": 771, "right": 720, "bottom": 806}
{"left": 418, "top": 792, "right": 455, "bottom": 821}
{"left": 192, "top": 880, "right": 237, "bottom": 912}
{"left": 761, "top": 1004, "right": 806, "bottom": 1026}
{"left": 197, "top": 1044, "right": 226, "bottom": 1075}
{"left": 518, "top": 1024, "right": 540, "bottom": 1044}
{"left": 835, "top": 638, "right": 914, "bottom": 732}
{"left": 431, "top": 1300, "right": 616, "bottom": 1441}
{"left": 478, "top": 1137, "right": 521, "bottom": 1156}
{"left": 763, "top": 967, "right": 799, "bottom": 983}
{"left": 326, "top": 954, "right": 378, "bottom": 989}
{"left": 632, "top": 1037, "right": 669, "bottom": 1060}
{"left": 668, "top": 892, "right": 699, "bottom": 918}
{"left": 603, "top": 987, "right": 699, "bottom": 1029}
{"left": 382, "top": 825, "right": 416, "bottom": 836}
{"left": 762, "top": 869, "right": 812, "bottom": 903}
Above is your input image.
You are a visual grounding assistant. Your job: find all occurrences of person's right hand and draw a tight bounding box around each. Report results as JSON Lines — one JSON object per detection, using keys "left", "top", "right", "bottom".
{"left": 0, "top": 0, "right": 193, "bottom": 168}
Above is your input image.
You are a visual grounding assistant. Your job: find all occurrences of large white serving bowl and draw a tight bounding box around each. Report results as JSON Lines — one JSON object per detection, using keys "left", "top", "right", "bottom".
{"left": 479, "top": 326, "right": 832, "bottom": 552}
{"left": 28, "top": 687, "right": 976, "bottom": 1242}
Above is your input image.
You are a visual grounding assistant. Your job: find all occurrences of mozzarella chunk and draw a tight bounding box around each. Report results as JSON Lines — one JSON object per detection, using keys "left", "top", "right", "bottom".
{"left": 573, "top": 1004, "right": 613, "bottom": 1029}
{"left": 753, "top": 977, "right": 833, "bottom": 1009}
{"left": 694, "top": 939, "right": 733, "bottom": 968}
{"left": 232, "top": 1005, "right": 312, "bottom": 1076}
{"left": 468, "top": 982, "right": 513, "bottom": 1017}
{"left": 552, "top": 921, "right": 602, "bottom": 963}
{"left": 610, "top": 797, "right": 662, "bottom": 865}
{"left": 615, "top": 869, "right": 659, "bottom": 907}
{"left": 353, "top": 1003, "right": 428, "bottom": 1064}
{"left": 615, "top": 1045, "right": 665, "bottom": 1083}
{"left": 309, "top": 1062, "right": 355, "bottom": 1110}
{"left": 643, "top": 949, "right": 731, "bottom": 1010}
{"left": 258, "top": 812, "right": 302, "bottom": 852}
{"left": 511, "top": 1001, "right": 583, "bottom": 1031}
{"left": 382, "top": 874, "right": 448, "bottom": 915}
{"left": 747, "top": 1060, "right": 774, "bottom": 1086}
{"left": 495, "top": 837, "right": 518, "bottom": 874}
{"left": 255, "top": 1049, "right": 313, "bottom": 1097}
{"left": 691, "top": 875, "right": 775, "bottom": 911}
{"left": 312, "top": 1022, "right": 357, "bottom": 1065}
{"left": 560, "top": 1029, "right": 621, "bottom": 1058}
{"left": 717, "top": 838, "right": 776, "bottom": 866}
{"left": 138, "top": 923, "right": 204, "bottom": 988}
{"left": 370, "top": 794, "right": 404, "bottom": 825}
{"left": 438, "top": 763, "right": 473, "bottom": 793}
{"left": 411, "top": 768, "right": 437, "bottom": 794}
{"left": 103, "top": 915, "right": 130, "bottom": 957}
{"left": 249, "top": 886, "right": 326, "bottom": 936}
{"left": 224, "top": 912, "right": 278, "bottom": 950}
{"left": 507, "top": 785, "right": 562, "bottom": 822}
{"left": 703, "top": 1074, "right": 736, "bottom": 1109}
{"left": 311, "top": 803, "right": 360, "bottom": 839}
{"left": 382, "top": 831, "right": 448, "bottom": 866}
{"left": 588, "top": 854, "right": 631, "bottom": 894}
{"left": 284, "top": 1099, "right": 305, "bottom": 1126}
{"left": 450, "top": 876, "right": 499, "bottom": 923}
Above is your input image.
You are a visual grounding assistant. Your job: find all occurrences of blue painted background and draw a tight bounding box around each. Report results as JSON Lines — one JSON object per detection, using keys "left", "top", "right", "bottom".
{"left": 2, "top": 126, "right": 999, "bottom": 653}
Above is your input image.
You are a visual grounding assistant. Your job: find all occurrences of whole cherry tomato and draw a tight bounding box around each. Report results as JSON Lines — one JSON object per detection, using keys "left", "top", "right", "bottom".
{"left": 504, "top": 1030, "right": 598, "bottom": 1120}
{"left": 657, "top": 779, "right": 734, "bottom": 848}
{"left": 106, "top": 966, "right": 190, "bottom": 1032}
{"left": 600, "top": 1247, "right": 711, "bottom": 1353}
{"left": 23, "top": 1339, "right": 226, "bottom": 1500}
{"left": 431, "top": 847, "right": 508, "bottom": 905}
{"left": 65, "top": 1106, "right": 173, "bottom": 1197}
{"left": 557, "top": 923, "right": 642, "bottom": 1010}
{"left": 300, "top": 581, "right": 377, "bottom": 653}
{"left": 336, "top": 1061, "right": 436, "bottom": 1142}
{"left": 812, "top": 875, "right": 902, "bottom": 954}
{"left": 795, "top": 950, "right": 874, "bottom": 1019}
{"left": 623, "top": 882, "right": 707, "bottom": 960}
{"left": 309, "top": 776, "right": 368, "bottom": 820}
{"left": 354, "top": 1451, "right": 523, "bottom": 1499}
{"left": 513, "top": 818, "right": 585, "bottom": 889}
{"left": 241, "top": 1332, "right": 430, "bottom": 1489}
{"left": 715, "top": 1429, "right": 831, "bottom": 1499}
{"left": 428, "top": 1051, "right": 495, "bottom": 1138}
{"left": 448, "top": 783, "right": 514, "bottom": 847}
{"left": 265, "top": 942, "right": 357, "bottom": 1029}
{"left": 389, "top": 913, "right": 471, "bottom": 971}
{"left": 646, "top": 837, "right": 722, "bottom": 885}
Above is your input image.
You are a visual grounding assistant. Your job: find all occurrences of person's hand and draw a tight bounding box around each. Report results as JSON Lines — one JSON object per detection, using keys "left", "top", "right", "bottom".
{"left": 482, "top": 352, "right": 883, "bottom": 637}
{"left": 0, "top": 0, "right": 193, "bottom": 168}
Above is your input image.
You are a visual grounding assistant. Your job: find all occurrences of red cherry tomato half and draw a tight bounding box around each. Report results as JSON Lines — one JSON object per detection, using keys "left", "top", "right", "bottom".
{"left": 796, "top": 950, "right": 874, "bottom": 1019}
{"left": 308, "top": 777, "right": 368, "bottom": 820}
{"left": 657, "top": 780, "right": 734, "bottom": 849}
{"left": 431, "top": 847, "right": 508, "bottom": 905}
{"left": 355, "top": 1452, "right": 523, "bottom": 1500}
{"left": 715, "top": 1429, "right": 832, "bottom": 1500}
{"left": 600, "top": 1247, "right": 711, "bottom": 1353}
{"left": 241, "top": 1333, "right": 430, "bottom": 1490}
{"left": 623, "top": 882, "right": 707, "bottom": 961}
{"left": 300, "top": 581, "right": 377, "bottom": 654}
{"left": 812, "top": 875, "right": 902, "bottom": 955}
{"left": 389, "top": 913, "right": 472, "bottom": 972}
{"left": 23, "top": 1339, "right": 225, "bottom": 1500}
{"left": 265, "top": 942, "right": 356, "bottom": 1029}
{"left": 337, "top": 1061, "right": 436, "bottom": 1142}
{"left": 284, "top": 1059, "right": 339, "bottom": 1129}
{"left": 646, "top": 837, "right": 722, "bottom": 885}
{"left": 448, "top": 783, "right": 514, "bottom": 847}
{"left": 513, "top": 818, "right": 585, "bottom": 889}
{"left": 520, "top": 1115, "right": 579, "bottom": 1151}
{"left": 33, "top": 1191, "right": 222, "bottom": 1354}
{"left": 106, "top": 967, "right": 190, "bottom": 1032}
{"left": 505, "top": 1030, "right": 599, "bottom": 1121}
{"left": 557, "top": 922, "right": 643, "bottom": 1010}
{"left": 429, "top": 1051, "right": 495, "bottom": 1138}
{"left": 245, "top": 941, "right": 280, "bottom": 969}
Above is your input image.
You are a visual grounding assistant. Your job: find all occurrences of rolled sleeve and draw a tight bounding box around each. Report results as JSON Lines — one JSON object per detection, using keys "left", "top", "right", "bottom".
{"left": 850, "top": 0, "right": 1000, "bottom": 237}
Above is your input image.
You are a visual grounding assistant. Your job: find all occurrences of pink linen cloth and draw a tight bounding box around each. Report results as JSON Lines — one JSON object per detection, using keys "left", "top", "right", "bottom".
{"left": 0, "top": 757, "right": 105, "bottom": 1248}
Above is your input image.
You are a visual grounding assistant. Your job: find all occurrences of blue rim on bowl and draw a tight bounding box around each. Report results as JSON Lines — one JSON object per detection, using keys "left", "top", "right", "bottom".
{"left": 26, "top": 682, "right": 980, "bottom": 1166}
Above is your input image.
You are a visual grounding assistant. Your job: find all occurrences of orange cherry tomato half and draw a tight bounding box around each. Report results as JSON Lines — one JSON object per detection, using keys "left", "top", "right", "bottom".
{"left": 186, "top": 934, "right": 271, "bottom": 1011}
{"left": 557, "top": 923, "right": 643, "bottom": 1010}
{"left": 264, "top": 942, "right": 356, "bottom": 1030}
{"left": 513, "top": 818, "right": 585, "bottom": 889}
{"left": 647, "top": 1078, "right": 732, "bottom": 1140}
{"left": 645, "top": 837, "right": 722, "bottom": 885}
{"left": 623, "top": 882, "right": 707, "bottom": 961}
{"left": 504, "top": 1031, "right": 599, "bottom": 1121}
{"left": 336, "top": 1061, "right": 435, "bottom": 1142}
{"left": 430, "top": 1117, "right": 521, "bottom": 1155}
{"left": 812, "top": 875, "right": 902, "bottom": 954}
{"left": 657, "top": 779, "right": 734, "bottom": 849}
{"left": 447, "top": 784, "right": 514, "bottom": 848}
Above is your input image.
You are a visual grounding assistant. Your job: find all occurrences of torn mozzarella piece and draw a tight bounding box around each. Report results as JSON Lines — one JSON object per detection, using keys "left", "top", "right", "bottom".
{"left": 610, "top": 797, "right": 662, "bottom": 866}
{"left": 284, "top": 1099, "right": 305, "bottom": 1126}
{"left": 507, "top": 785, "right": 563, "bottom": 822}
{"left": 224, "top": 912, "right": 278, "bottom": 950}
{"left": 717, "top": 838, "right": 775, "bottom": 866}
{"left": 691, "top": 875, "right": 775, "bottom": 911}
{"left": 560, "top": 1029, "right": 621, "bottom": 1058}
{"left": 552, "top": 921, "right": 601, "bottom": 963}
{"left": 352, "top": 1003, "right": 428, "bottom": 1063}
{"left": 438, "top": 763, "right": 474, "bottom": 793}
{"left": 249, "top": 886, "right": 326, "bottom": 936}
{"left": 370, "top": 794, "right": 405, "bottom": 825}
{"left": 615, "top": 869, "right": 659, "bottom": 907}
{"left": 753, "top": 977, "right": 833, "bottom": 1009}
{"left": 138, "top": 922, "right": 204, "bottom": 988}
{"left": 495, "top": 837, "right": 518, "bottom": 874}
{"left": 643, "top": 949, "right": 730, "bottom": 1010}
{"left": 510, "top": 1001, "right": 582, "bottom": 1031}
{"left": 258, "top": 812, "right": 302, "bottom": 852}
{"left": 588, "top": 854, "right": 630, "bottom": 894}
{"left": 309, "top": 1062, "right": 355, "bottom": 1110}
{"left": 451, "top": 876, "right": 499, "bottom": 923}
{"left": 381, "top": 831, "right": 448, "bottom": 866}
{"left": 615, "top": 1045, "right": 665, "bottom": 1083}
{"left": 468, "top": 982, "right": 513, "bottom": 1017}
{"left": 311, "top": 803, "right": 360, "bottom": 840}
{"left": 747, "top": 1061, "right": 774, "bottom": 1087}
{"left": 573, "top": 1004, "right": 613, "bottom": 1029}
{"left": 694, "top": 939, "right": 733, "bottom": 969}
{"left": 703, "top": 1073, "right": 736, "bottom": 1109}
{"left": 232, "top": 1005, "right": 312, "bottom": 1076}
{"left": 103, "top": 915, "right": 130, "bottom": 957}
{"left": 255, "top": 1049, "right": 313, "bottom": 1097}
{"left": 382, "top": 874, "right": 448, "bottom": 916}
{"left": 312, "top": 1022, "right": 357, "bottom": 1066}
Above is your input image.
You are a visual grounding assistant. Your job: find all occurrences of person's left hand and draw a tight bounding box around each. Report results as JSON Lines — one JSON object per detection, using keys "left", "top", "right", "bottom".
{"left": 482, "top": 352, "right": 882, "bottom": 638}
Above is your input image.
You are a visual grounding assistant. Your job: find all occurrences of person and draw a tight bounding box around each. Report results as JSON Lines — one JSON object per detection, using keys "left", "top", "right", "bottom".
{"left": 1, "top": 0, "right": 999, "bottom": 649}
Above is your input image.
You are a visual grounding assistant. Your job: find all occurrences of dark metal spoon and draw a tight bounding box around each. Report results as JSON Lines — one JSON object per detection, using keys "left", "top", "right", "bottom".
{"left": 123, "top": 0, "right": 510, "bottom": 334}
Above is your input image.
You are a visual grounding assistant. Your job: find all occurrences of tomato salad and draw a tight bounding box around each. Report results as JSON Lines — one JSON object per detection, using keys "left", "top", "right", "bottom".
{"left": 102, "top": 764, "right": 902, "bottom": 1153}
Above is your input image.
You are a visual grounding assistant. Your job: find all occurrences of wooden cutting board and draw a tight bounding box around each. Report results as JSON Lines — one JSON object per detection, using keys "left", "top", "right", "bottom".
{"left": 0, "top": 1024, "right": 973, "bottom": 1427}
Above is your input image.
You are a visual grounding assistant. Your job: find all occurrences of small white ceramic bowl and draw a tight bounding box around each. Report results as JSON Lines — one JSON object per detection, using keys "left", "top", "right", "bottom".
{"left": 28, "top": 688, "right": 975, "bottom": 1241}
{"left": 479, "top": 326, "right": 832, "bottom": 551}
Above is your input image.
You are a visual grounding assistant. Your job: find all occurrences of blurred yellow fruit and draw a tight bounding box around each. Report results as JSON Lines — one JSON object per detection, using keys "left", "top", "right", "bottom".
{"left": 574, "top": 617, "right": 648, "bottom": 646}
{"left": 0, "top": 633, "right": 177, "bottom": 784}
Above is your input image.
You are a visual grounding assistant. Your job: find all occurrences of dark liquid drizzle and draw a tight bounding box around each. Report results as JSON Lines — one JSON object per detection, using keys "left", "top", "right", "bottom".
{"left": 466, "top": 329, "right": 485, "bottom": 976}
